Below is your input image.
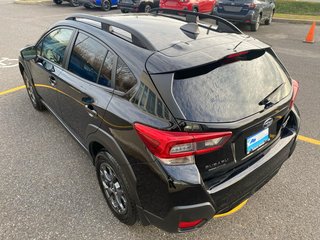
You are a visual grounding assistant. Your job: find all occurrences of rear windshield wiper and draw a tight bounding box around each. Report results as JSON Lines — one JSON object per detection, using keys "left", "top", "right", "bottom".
{"left": 259, "top": 82, "right": 284, "bottom": 108}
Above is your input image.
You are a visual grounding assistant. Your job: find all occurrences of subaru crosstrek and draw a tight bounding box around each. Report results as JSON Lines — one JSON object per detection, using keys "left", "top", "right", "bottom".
{"left": 18, "top": 10, "right": 300, "bottom": 232}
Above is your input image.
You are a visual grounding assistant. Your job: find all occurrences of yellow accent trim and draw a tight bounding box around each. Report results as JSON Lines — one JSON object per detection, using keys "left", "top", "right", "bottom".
{"left": 214, "top": 199, "right": 248, "bottom": 218}
{"left": 297, "top": 135, "right": 320, "bottom": 146}
{"left": 0, "top": 85, "right": 25, "bottom": 95}
{"left": 34, "top": 84, "right": 85, "bottom": 106}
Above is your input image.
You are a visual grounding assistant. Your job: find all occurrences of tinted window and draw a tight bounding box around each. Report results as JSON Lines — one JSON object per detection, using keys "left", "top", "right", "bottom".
{"left": 41, "top": 28, "right": 73, "bottom": 66}
{"left": 115, "top": 58, "right": 137, "bottom": 93}
{"left": 173, "top": 51, "right": 291, "bottom": 122}
{"left": 97, "top": 51, "right": 114, "bottom": 87}
{"left": 68, "top": 33, "right": 107, "bottom": 83}
{"left": 130, "top": 82, "right": 172, "bottom": 120}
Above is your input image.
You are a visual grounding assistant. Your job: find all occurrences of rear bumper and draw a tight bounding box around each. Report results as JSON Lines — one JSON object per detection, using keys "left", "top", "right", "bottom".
{"left": 213, "top": 9, "right": 258, "bottom": 23}
{"left": 140, "top": 106, "right": 300, "bottom": 232}
{"left": 141, "top": 202, "right": 215, "bottom": 233}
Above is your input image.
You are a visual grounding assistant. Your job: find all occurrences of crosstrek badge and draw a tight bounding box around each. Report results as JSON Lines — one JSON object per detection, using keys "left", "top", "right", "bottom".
{"left": 246, "top": 128, "right": 270, "bottom": 154}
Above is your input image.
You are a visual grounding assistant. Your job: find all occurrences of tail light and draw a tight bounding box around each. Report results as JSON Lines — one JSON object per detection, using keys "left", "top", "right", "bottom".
{"left": 178, "top": 219, "right": 205, "bottom": 230}
{"left": 134, "top": 123, "right": 232, "bottom": 165}
{"left": 245, "top": 3, "right": 256, "bottom": 9}
{"left": 289, "top": 80, "right": 299, "bottom": 109}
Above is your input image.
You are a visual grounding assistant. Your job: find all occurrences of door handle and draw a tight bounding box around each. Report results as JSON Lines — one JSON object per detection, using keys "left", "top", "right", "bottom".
{"left": 85, "top": 104, "right": 98, "bottom": 118}
{"left": 49, "top": 76, "right": 57, "bottom": 87}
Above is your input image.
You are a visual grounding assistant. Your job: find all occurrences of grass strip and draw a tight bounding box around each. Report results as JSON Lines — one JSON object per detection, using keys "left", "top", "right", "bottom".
{"left": 274, "top": 13, "right": 320, "bottom": 21}
{"left": 276, "top": 0, "right": 320, "bottom": 16}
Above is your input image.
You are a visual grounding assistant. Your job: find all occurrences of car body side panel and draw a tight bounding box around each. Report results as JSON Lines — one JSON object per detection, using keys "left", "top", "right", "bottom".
{"left": 30, "top": 59, "right": 64, "bottom": 114}
{"left": 56, "top": 70, "right": 112, "bottom": 142}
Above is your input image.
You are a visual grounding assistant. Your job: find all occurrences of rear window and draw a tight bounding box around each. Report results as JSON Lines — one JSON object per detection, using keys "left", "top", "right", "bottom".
{"left": 172, "top": 51, "right": 291, "bottom": 122}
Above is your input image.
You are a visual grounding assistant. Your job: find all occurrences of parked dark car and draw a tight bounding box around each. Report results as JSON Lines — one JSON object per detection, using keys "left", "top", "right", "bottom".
{"left": 79, "top": 0, "right": 118, "bottom": 11}
{"left": 53, "top": 0, "right": 80, "bottom": 7}
{"left": 18, "top": 10, "right": 300, "bottom": 233}
{"left": 118, "top": 0, "right": 159, "bottom": 12}
{"left": 212, "top": 0, "right": 275, "bottom": 31}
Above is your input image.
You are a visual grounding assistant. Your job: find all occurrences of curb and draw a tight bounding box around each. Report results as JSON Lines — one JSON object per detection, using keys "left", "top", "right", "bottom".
{"left": 273, "top": 17, "right": 320, "bottom": 24}
{"left": 14, "top": 0, "right": 51, "bottom": 4}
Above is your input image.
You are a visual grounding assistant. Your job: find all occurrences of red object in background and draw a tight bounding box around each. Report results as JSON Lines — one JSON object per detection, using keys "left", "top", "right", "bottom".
{"left": 160, "top": 0, "right": 216, "bottom": 13}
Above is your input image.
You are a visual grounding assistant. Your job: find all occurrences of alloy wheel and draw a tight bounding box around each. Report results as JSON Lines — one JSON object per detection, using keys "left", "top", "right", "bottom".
{"left": 23, "top": 72, "right": 37, "bottom": 105}
{"left": 144, "top": 4, "right": 151, "bottom": 13}
{"left": 99, "top": 163, "right": 127, "bottom": 215}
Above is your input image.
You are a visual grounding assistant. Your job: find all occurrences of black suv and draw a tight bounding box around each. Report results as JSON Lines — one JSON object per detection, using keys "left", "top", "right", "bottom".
{"left": 213, "top": 0, "right": 276, "bottom": 31}
{"left": 19, "top": 10, "right": 300, "bottom": 233}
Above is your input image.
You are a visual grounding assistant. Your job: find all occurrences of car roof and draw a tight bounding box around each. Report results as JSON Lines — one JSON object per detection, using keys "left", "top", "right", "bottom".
{"left": 100, "top": 14, "right": 233, "bottom": 51}
{"left": 59, "top": 13, "right": 270, "bottom": 73}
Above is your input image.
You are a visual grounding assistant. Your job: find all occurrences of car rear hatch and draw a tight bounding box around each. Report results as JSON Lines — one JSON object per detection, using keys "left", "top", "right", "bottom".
{"left": 217, "top": 0, "right": 253, "bottom": 15}
{"left": 147, "top": 46, "right": 293, "bottom": 186}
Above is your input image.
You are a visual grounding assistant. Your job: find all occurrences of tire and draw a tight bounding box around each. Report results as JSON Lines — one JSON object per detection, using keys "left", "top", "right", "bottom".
{"left": 144, "top": 4, "right": 152, "bottom": 13}
{"left": 101, "top": 0, "right": 111, "bottom": 11}
{"left": 69, "top": 0, "right": 79, "bottom": 7}
{"left": 120, "top": 9, "right": 129, "bottom": 13}
{"left": 53, "top": 0, "right": 63, "bottom": 4}
{"left": 96, "top": 151, "right": 137, "bottom": 225}
{"left": 84, "top": 4, "right": 94, "bottom": 9}
{"left": 250, "top": 14, "right": 261, "bottom": 31}
{"left": 22, "top": 71, "right": 46, "bottom": 111}
{"left": 265, "top": 10, "right": 274, "bottom": 25}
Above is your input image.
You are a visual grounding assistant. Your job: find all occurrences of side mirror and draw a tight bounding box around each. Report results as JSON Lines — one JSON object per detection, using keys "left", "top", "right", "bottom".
{"left": 43, "top": 61, "right": 55, "bottom": 72}
{"left": 21, "top": 45, "right": 37, "bottom": 61}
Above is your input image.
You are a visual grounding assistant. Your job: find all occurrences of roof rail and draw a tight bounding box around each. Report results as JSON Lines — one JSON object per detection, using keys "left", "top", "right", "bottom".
{"left": 150, "top": 8, "right": 243, "bottom": 35}
{"left": 65, "top": 14, "right": 156, "bottom": 51}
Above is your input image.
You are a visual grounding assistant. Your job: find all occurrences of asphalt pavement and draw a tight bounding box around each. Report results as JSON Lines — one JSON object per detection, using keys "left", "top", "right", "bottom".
{"left": 0, "top": 2, "right": 319, "bottom": 240}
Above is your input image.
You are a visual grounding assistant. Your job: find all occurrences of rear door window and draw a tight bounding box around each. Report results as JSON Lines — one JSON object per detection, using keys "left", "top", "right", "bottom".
{"left": 172, "top": 51, "right": 291, "bottom": 122}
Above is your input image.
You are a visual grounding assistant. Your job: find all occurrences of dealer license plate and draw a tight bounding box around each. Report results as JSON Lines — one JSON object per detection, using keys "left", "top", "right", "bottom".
{"left": 246, "top": 128, "right": 270, "bottom": 154}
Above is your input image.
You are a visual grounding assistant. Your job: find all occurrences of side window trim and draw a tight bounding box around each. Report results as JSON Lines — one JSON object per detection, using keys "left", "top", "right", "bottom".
{"left": 63, "top": 29, "right": 79, "bottom": 70}
{"left": 110, "top": 55, "right": 118, "bottom": 89}
{"left": 64, "top": 30, "right": 116, "bottom": 91}
{"left": 113, "top": 57, "right": 138, "bottom": 96}
{"left": 35, "top": 26, "right": 76, "bottom": 68}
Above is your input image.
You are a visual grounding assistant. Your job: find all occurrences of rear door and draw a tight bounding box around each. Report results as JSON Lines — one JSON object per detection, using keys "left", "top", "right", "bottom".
{"left": 200, "top": 0, "right": 215, "bottom": 13}
{"left": 160, "top": 0, "right": 180, "bottom": 9}
{"left": 56, "top": 31, "right": 115, "bottom": 142}
{"left": 31, "top": 28, "right": 74, "bottom": 114}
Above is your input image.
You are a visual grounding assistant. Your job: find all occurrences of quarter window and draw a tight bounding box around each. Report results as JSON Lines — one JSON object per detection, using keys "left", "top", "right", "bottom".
{"left": 40, "top": 28, "right": 73, "bottom": 66}
{"left": 97, "top": 51, "right": 115, "bottom": 88}
{"left": 68, "top": 33, "right": 107, "bottom": 83}
{"left": 115, "top": 58, "right": 137, "bottom": 93}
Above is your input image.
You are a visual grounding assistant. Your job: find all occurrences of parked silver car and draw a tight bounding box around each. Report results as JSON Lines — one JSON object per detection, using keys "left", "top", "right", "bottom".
{"left": 212, "top": 0, "right": 275, "bottom": 31}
